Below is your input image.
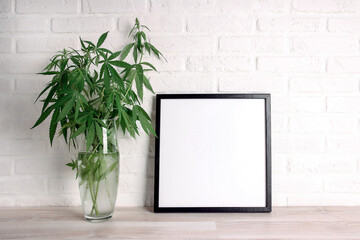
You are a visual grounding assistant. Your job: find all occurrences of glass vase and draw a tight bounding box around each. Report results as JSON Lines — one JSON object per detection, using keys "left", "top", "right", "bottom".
{"left": 76, "top": 119, "right": 119, "bottom": 222}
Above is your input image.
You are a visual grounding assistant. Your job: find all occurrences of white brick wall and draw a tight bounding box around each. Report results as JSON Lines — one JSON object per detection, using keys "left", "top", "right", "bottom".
{"left": 0, "top": 0, "right": 360, "bottom": 207}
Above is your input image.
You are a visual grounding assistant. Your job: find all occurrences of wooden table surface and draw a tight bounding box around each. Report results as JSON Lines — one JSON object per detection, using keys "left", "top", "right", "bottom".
{"left": 1, "top": 206, "right": 360, "bottom": 239}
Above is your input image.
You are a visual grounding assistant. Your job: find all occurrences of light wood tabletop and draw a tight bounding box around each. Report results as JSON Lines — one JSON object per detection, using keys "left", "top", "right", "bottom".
{"left": 1, "top": 206, "right": 360, "bottom": 239}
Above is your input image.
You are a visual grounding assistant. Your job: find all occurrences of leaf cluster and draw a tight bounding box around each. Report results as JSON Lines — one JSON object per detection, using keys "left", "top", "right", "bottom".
{"left": 32, "top": 18, "right": 164, "bottom": 154}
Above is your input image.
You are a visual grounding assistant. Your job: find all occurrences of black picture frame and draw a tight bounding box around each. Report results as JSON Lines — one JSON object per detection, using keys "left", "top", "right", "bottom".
{"left": 154, "top": 94, "right": 271, "bottom": 213}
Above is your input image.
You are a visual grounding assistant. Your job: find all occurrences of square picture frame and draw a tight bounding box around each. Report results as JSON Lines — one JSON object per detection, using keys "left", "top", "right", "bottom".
{"left": 154, "top": 94, "right": 271, "bottom": 213}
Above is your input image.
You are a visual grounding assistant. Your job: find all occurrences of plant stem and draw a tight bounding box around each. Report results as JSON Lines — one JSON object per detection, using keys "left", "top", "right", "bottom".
{"left": 88, "top": 173, "right": 98, "bottom": 216}
{"left": 92, "top": 155, "right": 102, "bottom": 215}
{"left": 85, "top": 142, "right": 101, "bottom": 216}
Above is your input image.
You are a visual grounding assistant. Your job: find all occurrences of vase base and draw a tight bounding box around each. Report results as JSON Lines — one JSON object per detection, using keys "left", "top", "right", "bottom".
{"left": 85, "top": 214, "right": 112, "bottom": 223}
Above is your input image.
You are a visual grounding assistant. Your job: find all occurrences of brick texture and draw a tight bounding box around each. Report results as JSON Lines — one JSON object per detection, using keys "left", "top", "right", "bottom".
{"left": 0, "top": 0, "right": 12, "bottom": 13}
{"left": 0, "top": 0, "right": 360, "bottom": 207}
{"left": 16, "top": 0, "right": 78, "bottom": 13}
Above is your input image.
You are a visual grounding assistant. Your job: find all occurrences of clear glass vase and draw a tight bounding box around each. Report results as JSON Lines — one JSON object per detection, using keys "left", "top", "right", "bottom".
{"left": 76, "top": 119, "right": 119, "bottom": 222}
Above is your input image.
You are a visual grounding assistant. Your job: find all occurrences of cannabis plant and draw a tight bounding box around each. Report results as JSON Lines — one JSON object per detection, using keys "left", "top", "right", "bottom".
{"left": 31, "top": 18, "right": 164, "bottom": 220}
{"left": 32, "top": 17, "right": 163, "bottom": 155}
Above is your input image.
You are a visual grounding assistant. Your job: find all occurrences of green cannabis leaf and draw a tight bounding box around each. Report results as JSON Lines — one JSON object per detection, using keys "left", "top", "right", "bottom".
{"left": 32, "top": 17, "right": 164, "bottom": 155}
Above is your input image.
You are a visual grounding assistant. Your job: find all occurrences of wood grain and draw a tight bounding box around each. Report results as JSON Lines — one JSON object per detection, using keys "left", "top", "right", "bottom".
{"left": 0, "top": 207, "right": 360, "bottom": 239}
